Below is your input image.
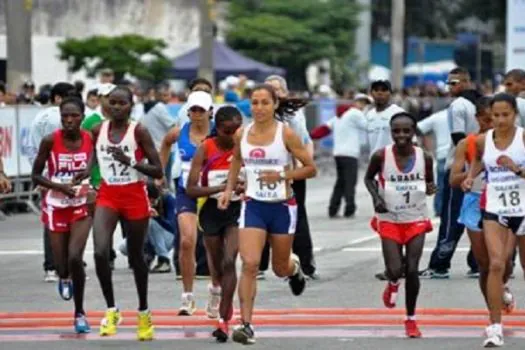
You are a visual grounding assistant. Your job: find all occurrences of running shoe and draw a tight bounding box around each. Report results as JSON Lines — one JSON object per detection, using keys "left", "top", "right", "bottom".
{"left": 150, "top": 260, "right": 171, "bottom": 273}
{"left": 212, "top": 318, "right": 229, "bottom": 343}
{"left": 256, "top": 271, "right": 266, "bottom": 280}
{"left": 178, "top": 293, "right": 197, "bottom": 316}
{"left": 382, "top": 282, "right": 399, "bottom": 308}
{"left": 465, "top": 269, "right": 480, "bottom": 279}
{"left": 232, "top": 323, "right": 255, "bottom": 345}
{"left": 206, "top": 285, "right": 221, "bottom": 319}
{"left": 58, "top": 279, "right": 73, "bottom": 301}
{"left": 137, "top": 310, "right": 154, "bottom": 341}
{"left": 99, "top": 308, "right": 122, "bottom": 336}
{"left": 404, "top": 320, "right": 422, "bottom": 338}
{"left": 419, "top": 268, "right": 450, "bottom": 279}
{"left": 288, "top": 254, "right": 306, "bottom": 296}
{"left": 502, "top": 286, "right": 515, "bottom": 314}
{"left": 483, "top": 324, "right": 504, "bottom": 347}
{"left": 74, "top": 313, "right": 91, "bottom": 334}
{"left": 44, "top": 270, "right": 58, "bottom": 283}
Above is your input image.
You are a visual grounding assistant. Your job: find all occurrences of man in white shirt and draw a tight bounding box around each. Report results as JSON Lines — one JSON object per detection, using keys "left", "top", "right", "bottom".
{"left": 365, "top": 80, "right": 405, "bottom": 155}
{"left": 503, "top": 69, "right": 525, "bottom": 125}
{"left": 421, "top": 67, "right": 481, "bottom": 279}
{"left": 29, "top": 82, "right": 78, "bottom": 283}
{"left": 325, "top": 93, "right": 371, "bottom": 218}
{"left": 417, "top": 110, "right": 451, "bottom": 217}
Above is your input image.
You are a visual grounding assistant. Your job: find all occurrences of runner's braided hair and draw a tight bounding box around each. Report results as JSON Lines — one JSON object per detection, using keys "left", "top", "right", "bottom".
{"left": 59, "top": 96, "right": 85, "bottom": 114}
{"left": 389, "top": 111, "right": 417, "bottom": 130}
{"left": 207, "top": 105, "right": 242, "bottom": 139}
{"left": 251, "top": 84, "right": 309, "bottom": 121}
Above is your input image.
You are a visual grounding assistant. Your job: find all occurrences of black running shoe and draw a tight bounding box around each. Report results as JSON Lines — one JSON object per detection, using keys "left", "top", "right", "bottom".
{"left": 232, "top": 323, "right": 255, "bottom": 345}
{"left": 288, "top": 254, "right": 306, "bottom": 296}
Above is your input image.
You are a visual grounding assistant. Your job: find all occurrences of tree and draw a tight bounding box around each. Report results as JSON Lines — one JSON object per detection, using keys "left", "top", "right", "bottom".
{"left": 226, "top": 0, "right": 360, "bottom": 90}
{"left": 57, "top": 34, "right": 171, "bottom": 83}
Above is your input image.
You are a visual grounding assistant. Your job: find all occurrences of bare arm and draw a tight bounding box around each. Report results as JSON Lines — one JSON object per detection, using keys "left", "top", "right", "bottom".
{"left": 424, "top": 151, "right": 436, "bottom": 195}
{"left": 283, "top": 126, "right": 317, "bottom": 181}
{"left": 223, "top": 129, "right": 243, "bottom": 194}
{"left": 159, "top": 126, "right": 180, "bottom": 171}
{"left": 135, "top": 125, "right": 163, "bottom": 179}
{"left": 185, "top": 144, "right": 226, "bottom": 198}
{"left": 463, "top": 134, "right": 486, "bottom": 191}
{"left": 449, "top": 140, "right": 467, "bottom": 188}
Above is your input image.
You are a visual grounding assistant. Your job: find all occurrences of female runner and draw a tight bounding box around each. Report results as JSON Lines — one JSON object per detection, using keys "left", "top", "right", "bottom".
{"left": 32, "top": 97, "right": 93, "bottom": 333}
{"left": 78, "top": 86, "right": 163, "bottom": 341}
{"left": 159, "top": 91, "right": 214, "bottom": 315}
{"left": 464, "top": 93, "right": 525, "bottom": 347}
{"left": 186, "top": 105, "right": 244, "bottom": 342}
{"left": 218, "top": 84, "right": 317, "bottom": 345}
{"left": 450, "top": 97, "right": 515, "bottom": 313}
{"left": 365, "top": 112, "right": 436, "bottom": 338}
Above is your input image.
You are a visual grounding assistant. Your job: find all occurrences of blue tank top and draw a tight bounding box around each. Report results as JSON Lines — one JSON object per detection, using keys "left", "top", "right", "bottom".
{"left": 177, "top": 122, "right": 214, "bottom": 189}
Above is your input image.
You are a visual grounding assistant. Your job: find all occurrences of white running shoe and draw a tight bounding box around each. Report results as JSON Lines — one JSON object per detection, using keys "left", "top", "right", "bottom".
{"left": 44, "top": 270, "right": 58, "bottom": 283}
{"left": 205, "top": 284, "right": 221, "bottom": 319}
{"left": 178, "top": 293, "right": 197, "bottom": 316}
{"left": 483, "top": 324, "right": 504, "bottom": 347}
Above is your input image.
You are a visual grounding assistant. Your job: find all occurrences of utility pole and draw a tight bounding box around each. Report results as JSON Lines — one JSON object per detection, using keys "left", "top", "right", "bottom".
{"left": 198, "top": 0, "right": 215, "bottom": 84}
{"left": 5, "top": 0, "right": 32, "bottom": 92}
{"left": 390, "top": 0, "right": 405, "bottom": 90}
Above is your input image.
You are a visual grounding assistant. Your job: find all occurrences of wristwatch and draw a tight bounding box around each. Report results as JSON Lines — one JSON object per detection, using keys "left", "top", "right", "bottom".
{"left": 129, "top": 159, "right": 137, "bottom": 168}
{"left": 279, "top": 170, "right": 286, "bottom": 180}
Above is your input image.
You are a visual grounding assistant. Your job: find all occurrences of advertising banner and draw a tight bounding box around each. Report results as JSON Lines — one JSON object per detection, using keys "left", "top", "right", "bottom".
{"left": 0, "top": 108, "right": 19, "bottom": 177}
{"left": 506, "top": 0, "right": 525, "bottom": 70}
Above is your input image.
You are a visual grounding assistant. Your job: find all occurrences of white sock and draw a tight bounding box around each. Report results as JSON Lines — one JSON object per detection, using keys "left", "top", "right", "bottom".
{"left": 182, "top": 292, "right": 194, "bottom": 300}
{"left": 292, "top": 261, "right": 299, "bottom": 275}
{"left": 108, "top": 307, "right": 118, "bottom": 312}
{"left": 406, "top": 315, "right": 416, "bottom": 321}
{"left": 209, "top": 284, "right": 221, "bottom": 294}
{"left": 139, "top": 309, "right": 149, "bottom": 315}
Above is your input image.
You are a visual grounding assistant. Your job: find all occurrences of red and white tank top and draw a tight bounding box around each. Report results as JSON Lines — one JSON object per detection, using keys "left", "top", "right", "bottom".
{"left": 377, "top": 145, "right": 428, "bottom": 223}
{"left": 96, "top": 120, "right": 144, "bottom": 186}
{"left": 201, "top": 138, "right": 244, "bottom": 200}
{"left": 241, "top": 121, "right": 291, "bottom": 202}
{"left": 46, "top": 130, "right": 93, "bottom": 208}
{"left": 483, "top": 127, "right": 525, "bottom": 216}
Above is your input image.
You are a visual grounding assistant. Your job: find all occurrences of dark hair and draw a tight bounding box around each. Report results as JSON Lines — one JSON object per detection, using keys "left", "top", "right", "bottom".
{"left": 50, "top": 82, "right": 77, "bottom": 103}
{"left": 389, "top": 112, "right": 417, "bottom": 129}
{"left": 475, "top": 96, "right": 492, "bottom": 116}
{"left": 189, "top": 78, "right": 212, "bottom": 91}
{"left": 87, "top": 89, "right": 98, "bottom": 98}
{"left": 490, "top": 93, "right": 517, "bottom": 112}
{"left": 74, "top": 80, "right": 85, "bottom": 94}
{"left": 109, "top": 85, "right": 134, "bottom": 103}
{"left": 207, "top": 105, "right": 242, "bottom": 139}
{"left": 59, "top": 96, "right": 85, "bottom": 114}
{"left": 504, "top": 69, "right": 525, "bottom": 82}
{"left": 449, "top": 67, "right": 470, "bottom": 78}
{"left": 251, "top": 84, "right": 309, "bottom": 120}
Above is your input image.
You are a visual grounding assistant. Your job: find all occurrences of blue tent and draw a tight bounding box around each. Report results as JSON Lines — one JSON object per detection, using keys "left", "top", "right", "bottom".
{"left": 170, "top": 41, "right": 286, "bottom": 81}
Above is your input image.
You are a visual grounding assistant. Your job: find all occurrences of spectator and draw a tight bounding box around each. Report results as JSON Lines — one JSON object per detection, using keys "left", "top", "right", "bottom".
{"left": 0, "top": 82, "right": 6, "bottom": 107}
{"left": 99, "top": 68, "right": 114, "bottom": 84}
{"left": 17, "top": 80, "right": 39, "bottom": 105}
{"left": 84, "top": 89, "right": 99, "bottom": 116}
{"left": 74, "top": 80, "right": 85, "bottom": 96}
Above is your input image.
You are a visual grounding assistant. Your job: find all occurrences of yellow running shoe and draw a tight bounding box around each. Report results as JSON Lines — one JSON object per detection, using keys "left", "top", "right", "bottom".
{"left": 137, "top": 310, "right": 155, "bottom": 341}
{"left": 99, "top": 308, "right": 122, "bottom": 336}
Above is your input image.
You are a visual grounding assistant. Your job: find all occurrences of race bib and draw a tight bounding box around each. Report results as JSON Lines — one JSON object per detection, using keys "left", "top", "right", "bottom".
{"left": 486, "top": 178, "right": 525, "bottom": 217}
{"left": 208, "top": 169, "right": 243, "bottom": 201}
{"left": 246, "top": 165, "right": 287, "bottom": 201}
{"left": 383, "top": 180, "right": 426, "bottom": 213}
{"left": 48, "top": 177, "right": 89, "bottom": 207}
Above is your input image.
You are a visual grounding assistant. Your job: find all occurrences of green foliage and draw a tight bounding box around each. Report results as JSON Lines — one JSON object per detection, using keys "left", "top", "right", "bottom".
{"left": 57, "top": 34, "right": 171, "bottom": 83}
{"left": 226, "top": 0, "right": 361, "bottom": 90}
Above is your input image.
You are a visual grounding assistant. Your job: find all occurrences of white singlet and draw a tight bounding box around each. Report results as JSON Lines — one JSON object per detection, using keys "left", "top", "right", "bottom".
{"left": 377, "top": 145, "right": 428, "bottom": 223}
{"left": 241, "top": 121, "right": 291, "bottom": 202}
{"left": 483, "top": 127, "right": 525, "bottom": 217}
{"left": 97, "top": 120, "right": 142, "bottom": 185}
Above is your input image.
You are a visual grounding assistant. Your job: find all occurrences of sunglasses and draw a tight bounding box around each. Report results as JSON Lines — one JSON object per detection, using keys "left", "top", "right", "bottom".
{"left": 446, "top": 79, "right": 461, "bottom": 86}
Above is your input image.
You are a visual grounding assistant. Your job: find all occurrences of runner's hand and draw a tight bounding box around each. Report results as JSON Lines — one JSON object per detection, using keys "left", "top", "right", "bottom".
{"left": 108, "top": 147, "right": 131, "bottom": 165}
{"left": 56, "top": 183, "right": 76, "bottom": 198}
{"left": 0, "top": 173, "right": 11, "bottom": 193}
{"left": 217, "top": 190, "right": 231, "bottom": 210}
{"left": 461, "top": 177, "right": 473, "bottom": 192}
{"left": 497, "top": 155, "right": 519, "bottom": 173}
{"left": 373, "top": 196, "right": 388, "bottom": 213}
{"left": 234, "top": 180, "right": 245, "bottom": 195}
{"left": 426, "top": 182, "right": 437, "bottom": 195}
{"left": 72, "top": 171, "right": 90, "bottom": 185}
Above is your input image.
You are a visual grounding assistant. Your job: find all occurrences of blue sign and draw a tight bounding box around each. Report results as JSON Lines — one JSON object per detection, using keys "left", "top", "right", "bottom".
{"left": 318, "top": 98, "right": 336, "bottom": 150}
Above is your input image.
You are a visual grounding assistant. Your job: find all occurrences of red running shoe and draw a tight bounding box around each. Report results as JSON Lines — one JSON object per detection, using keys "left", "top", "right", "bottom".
{"left": 212, "top": 318, "right": 229, "bottom": 343}
{"left": 382, "top": 282, "right": 399, "bottom": 308}
{"left": 404, "top": 320, "right": 422, "bottom": 338}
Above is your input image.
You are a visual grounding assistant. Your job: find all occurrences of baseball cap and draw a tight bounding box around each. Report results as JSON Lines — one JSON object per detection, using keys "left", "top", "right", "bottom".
{"left": 370, "top": 80, "right": 392, "bottom": 91}
{"left": 354, "top": 93, "right": 373, "bottom": 104}
{"left": 97, "top": 83, "right": 116, "bottom": 96}
{"left": 187, "top": 91, "right": 213, "bottom": 110}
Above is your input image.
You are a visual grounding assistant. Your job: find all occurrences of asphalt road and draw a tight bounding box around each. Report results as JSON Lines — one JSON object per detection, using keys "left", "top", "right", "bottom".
{"left": 0, "top": 174, "right": 524, "bottom": 349}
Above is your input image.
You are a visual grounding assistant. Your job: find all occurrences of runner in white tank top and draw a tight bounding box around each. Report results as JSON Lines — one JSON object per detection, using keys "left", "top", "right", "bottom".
{"left": 217, "top": 84, "right": 317, "bottom": 345}
{"left": 76, "top": 86, "right": 163, "bottom": 341}
{"left": 464, "top": 93, "right": 525, "bottom": 348}
{"left": 365, "top": 112, "right": 436, "bottom": 339}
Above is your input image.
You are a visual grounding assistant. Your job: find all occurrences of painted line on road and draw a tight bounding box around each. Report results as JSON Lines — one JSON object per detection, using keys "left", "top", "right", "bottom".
{"left": 342, "top": 247, "right": 470, "bottom": 253}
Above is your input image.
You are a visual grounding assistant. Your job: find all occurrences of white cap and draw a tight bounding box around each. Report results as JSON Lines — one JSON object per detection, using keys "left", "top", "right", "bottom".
{"left": 97, "top": 83, "right": 116, "bottom": 96}
{"left": 354, "top": 93, "right": 373, "bottom": 104}
{"left": 318, "top": 84, "right": 331, "bottom": 95}
{"left": 225, "top": 75, "right": 240, "bottom": 87}
{"left": 187, "top": 91, "right": 213, "bottom": 110}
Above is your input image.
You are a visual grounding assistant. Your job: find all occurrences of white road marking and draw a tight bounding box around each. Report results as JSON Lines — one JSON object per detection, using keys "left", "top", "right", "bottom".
{"left": 342, "top": 247, "right": 470, "bottom": 253}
